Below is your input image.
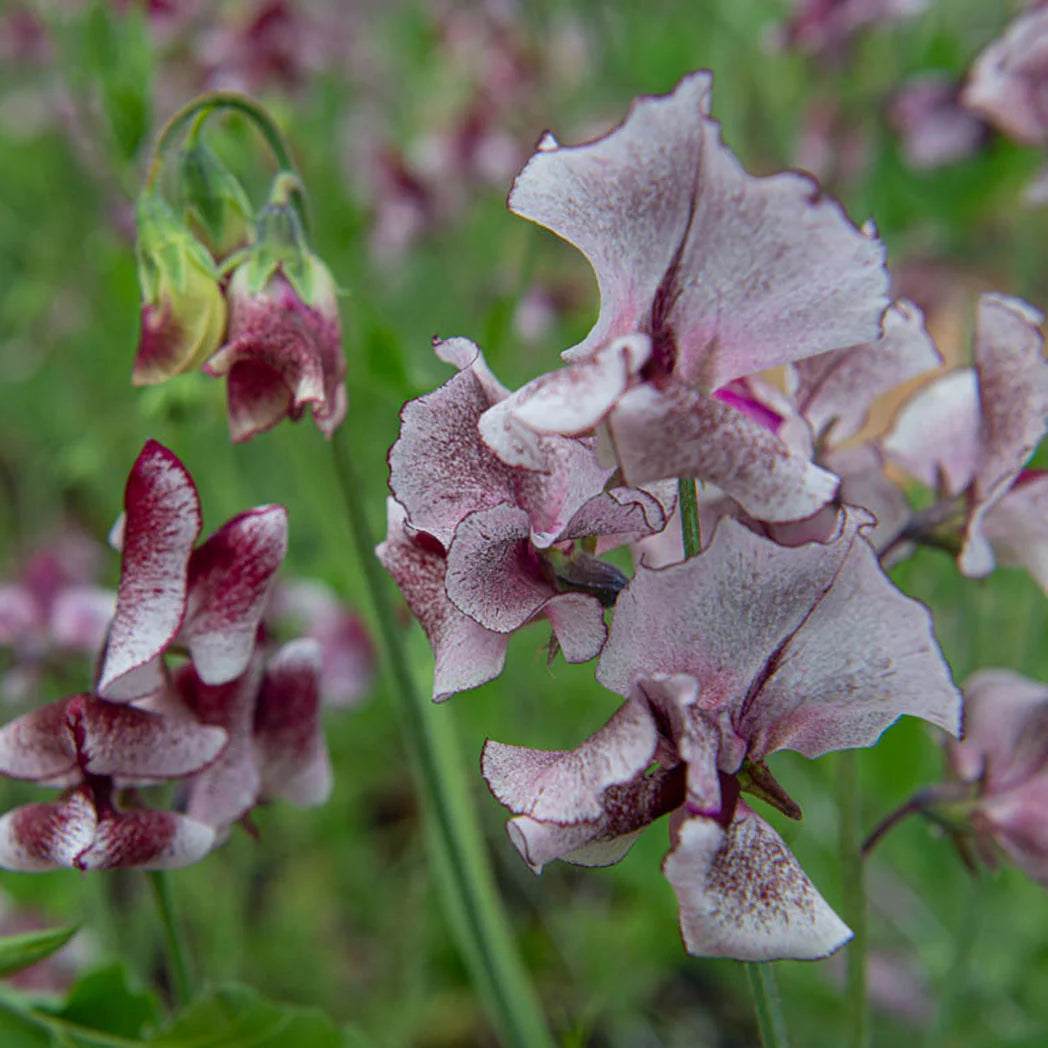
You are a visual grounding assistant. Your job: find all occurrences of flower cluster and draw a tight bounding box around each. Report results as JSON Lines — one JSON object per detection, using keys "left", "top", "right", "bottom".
{"left": 0, "top": 441, "right": 336, "bottom": 871}
{"left": 133, "top": 158, "right": 346, "bottom": 443}
{"left": 379, "top": 72, "right": 982, "bottom": 959}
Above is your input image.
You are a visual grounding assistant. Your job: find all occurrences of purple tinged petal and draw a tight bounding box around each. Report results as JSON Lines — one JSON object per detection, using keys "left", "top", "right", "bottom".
{"left": 978, "top": 772, "right": 1048, "bottom": 883}
{"left": 961, "top": 295, "right": 1048, "bottom": 578}
{"left": 606, "top": 384, "right": 839, "bottom": 521}
{"left": 824, "top": 444, "right": 911, "bottom": 554}
{"left": 790, "top": 299, "right": 942, "bottom": 443}
{"left": 510, "top": 72, "right": 888, "bottom": 388}
{"left": 980, "top": 474, "right": 1048, "bottom": 593}
{"left": 663, "top": 806, "right": 852, "bottom": 961}
{"left": 98, "top": 441, "right": 202, "bottom": 701}
{"left": 949, "top": 669, "right": 1048, "bottom": 792}
{"left": 506, "top": 815, "right": 644, "bottom": 874}
{"left": 542, "top": 593, "right": 607, "bottom": 664}
{"left": 0, "top": 701, "right": 78, "bottom": 784}
{"left": 48, "top": 586, "right": 115, "bottom": 654}
{"left": 181, "top": 505, "right": 288, "bottom": 685}
{"left": 600, "top": 511, "right": 961, "bottom": 760}
{"left": 561, "top": 485, "right": 674, "bottom": 551}
{"left": 254, "top": 639, "right": 332, "bottom": 807}
{"left": 0, "top": 584, "right": 37, "bottom": 645}
{"left": 376, "top": 499, "right": 507, "bottom": 700}
{"left": 882, "top": 369, "right": 979, "bottom": 495}
{"left": 482, "top": 699, "right": 659, "bottom": 824}
{"left": 76, "top": 810, "right": 215, "bottom": 871}
{"left": 0, "top": 790, "right": 97, "bottom": 872}
{"left": 389, "top": 344, "right": 515, "bottom": 548}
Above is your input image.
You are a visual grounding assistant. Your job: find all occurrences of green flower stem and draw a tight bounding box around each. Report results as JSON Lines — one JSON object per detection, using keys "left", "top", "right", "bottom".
{"left": 143, "top": 93, "right": 307, "bottom": 232}
{"left": 838, "top": 750, "right": 869, "bottom": 1048}
{"left": 678, "top": 477, "right": 789, "bottom": 1048}
{"left": 330, "top": 431, "right": 555, "bottom": 1048}
{"left": 746, "top": 963, "right": 791, "bottom": 1048}
{"left": 145, "top": 870, "right": 192, "bottom": 1008}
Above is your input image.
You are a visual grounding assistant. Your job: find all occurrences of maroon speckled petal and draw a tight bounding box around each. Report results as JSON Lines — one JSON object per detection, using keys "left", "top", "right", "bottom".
{"left": 98, "top": 441, "right": 202, "bottom": 701}
{"left": 181, "top": 505, "right": 287, "bottom": 685}
{"left": 0, "top": 789, "right": 97, "bottom": 872}
{"left": 376, "top": 499, "right": 507, "bottom": 701}
{"left": 77, "top": 809, "right": 215, "bottom": 871}
{"left": 663, "top": 805, "right": 852, "bottom": 960}
{"left": 255, "top": 639, "right": 332, "bottom": 807}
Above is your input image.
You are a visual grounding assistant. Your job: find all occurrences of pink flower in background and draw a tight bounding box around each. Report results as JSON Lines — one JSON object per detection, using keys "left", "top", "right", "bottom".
{"left": 883, "top": 293, "right": 1048, "bottom": 586}
{"left": 485, "top": 511, "right": 961, "bottom": 959}
{"left": 380, "top": 337, "right": 673, "bottom": 700}
{"left": 889, "top": 74, "right": 986, "bottom": 171}
{"left": 0, "top": 533, "right": 115, "bottom": 703}
{"left": 775, "top": 0, "right": 929, "bottom": 57}
{"left": 478, "top": 73, "right": 889, "bottom": 523}
{"left": 97, "top": 440, "right": 287, "bottom": 701}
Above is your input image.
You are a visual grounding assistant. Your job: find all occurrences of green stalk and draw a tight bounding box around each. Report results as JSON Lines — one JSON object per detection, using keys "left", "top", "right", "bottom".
{"left": 330, "top": 431, "right": 555, "bottom": 1048}
{"left": 678, "top": 477, "right": 789, "bottom": 1048}
{"left": 143, "top": 93, "right": 308, "bottom": 232}
{"left": 838, "top": 750, "right": 868, "bottom": 1048}
{"left": 145, "top": 870, "right": 192, "bottom": 1008}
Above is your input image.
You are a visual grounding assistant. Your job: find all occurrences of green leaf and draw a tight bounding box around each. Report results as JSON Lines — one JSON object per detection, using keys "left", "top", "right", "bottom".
{"left": 151, "top": 985, "right": 341, "bottom": 1048}
{"left": 55, "top": 965, "right": 156, "bottom": 1041}
{"left": 0, "top": 926, "right": 78, "bottom": 980}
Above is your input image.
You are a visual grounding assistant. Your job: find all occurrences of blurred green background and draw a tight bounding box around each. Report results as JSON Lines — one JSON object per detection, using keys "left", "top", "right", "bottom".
{"left": 2, "top": 1, "right": 1048, "bottom": 1045}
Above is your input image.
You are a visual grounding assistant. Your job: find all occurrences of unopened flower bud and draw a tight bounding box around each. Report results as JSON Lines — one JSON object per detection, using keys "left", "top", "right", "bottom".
{"left": 178, "top": 139, "right": 255, "bottom": 259}
{"left": 132, "top": 195, "right": 227, "bottom": 386}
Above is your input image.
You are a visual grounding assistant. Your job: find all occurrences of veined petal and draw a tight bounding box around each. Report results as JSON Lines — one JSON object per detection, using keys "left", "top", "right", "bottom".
{"left": 76, "top": 810, "right": 215, "bottom": 871}
{"left": 376, "top": 499, "right": 507, "bottom": 701}
{"left": 98, "top": 441, "right": 202, "bottom": 701}
{"left": 606, "top": 383, "right": 838, "bottom": 522}
{"left": 790, "top": 299, "right": 941, "bottom": 444}
{"left": 510, "top": 72, "right": 887, "bottom": 387}
{"left": 181, "top": 505, "right": 287, "bottom": 685}
{"left": 663, "top": 805, "right": 852, "bottom": 961}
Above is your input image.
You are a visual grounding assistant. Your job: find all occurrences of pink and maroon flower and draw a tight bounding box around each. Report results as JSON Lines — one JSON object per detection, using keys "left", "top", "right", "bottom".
{"left": 484, "top": 511, "right": 961, "bottom": 959}
{"left": 476, "top": 73, "right": 889, "bottom": 523}
{"left": 380, "top": 337, "right": 673, "bottom": 700}
{"left": 204, "top": 260, "right": 347, "bottom": 443}
{"left": 97, "top": 440, "right": 287, "bottom": 702}
{"left": 882, "top": 293, "right": 1048, "bottom": 584}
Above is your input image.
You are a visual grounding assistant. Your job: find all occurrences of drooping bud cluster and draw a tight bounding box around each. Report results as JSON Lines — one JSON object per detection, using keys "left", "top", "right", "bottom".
{"left": 132, "top": 121, "right": 346, "bottom": 443}
{"left": 0, "top": 441, "right": 345, "bottom": 871}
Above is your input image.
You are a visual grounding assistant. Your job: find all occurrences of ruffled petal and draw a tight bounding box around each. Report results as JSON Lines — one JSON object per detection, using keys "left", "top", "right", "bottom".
{"left": 181, "top": 506, "right": 288, "bottom": 685}
{"left": 663, "top": 805, "right": 852, "bottom": 961}
{"left": 510, "top": 72, "right": 888, "bottom": 387}
{"left": 790, "top": 299, "right": 941, "bottom": 444}
{"left": 606, "top": 383, "right": 838, "bottom": 522}
{"left": 98, "top": 441, "right": 202, "bottom": 701}
{"left": 376, "top": 500, "right": 507, "bottom": 700}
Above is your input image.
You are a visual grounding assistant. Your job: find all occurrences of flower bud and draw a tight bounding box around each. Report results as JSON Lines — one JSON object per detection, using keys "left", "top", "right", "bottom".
{"left": 178, "top": 139, "right": 254, "bottom": 260}
{"left": 132, "top": 195, "right": 228, "bottom": 386}
{"left": 204, "top": 177, "right": 347, "bottom": 442}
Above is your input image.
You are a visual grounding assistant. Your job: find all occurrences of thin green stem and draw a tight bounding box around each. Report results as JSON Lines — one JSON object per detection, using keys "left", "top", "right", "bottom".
{"left": 146, "top": 870, "right": 192, "bottom": 1008}
{"left": 838, "top": 751, "right": 869, "bottom": 1048}
{"left": 677, "top": 477, "right": 701, "bottom": 558}
{"left": 679, "top": 476, "right": 789, "bottom": 1047}
{"left": 143, "top": 92, "right": 307, "bottom": 231}
{"left": 746, "top": 963, "right": 791, "bottom": 1048}
{"left": 330, "top": 432, "right": 555, "bottom": 1048}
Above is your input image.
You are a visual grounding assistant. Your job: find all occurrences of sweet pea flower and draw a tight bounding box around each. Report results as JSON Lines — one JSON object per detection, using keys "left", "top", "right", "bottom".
{"left": 943, "top": 669, "right": 1048, "bottom": 883}
{"left": 0, "top": 692, "right": 225, "bottom": 871}
{"left": 478, "top": 72, "right": 889, "bottom": 523}
{"left": 380, "top": 337, "right": 673, "bottom": 700}
{"left": 889, "top": 74, "right": 986, "bottom": 171}
{"left": 882, "top": 293, "right": 1048, "bottom": 586}
{"left": 484, "top": 511, "right": 961, "bottom": 960}
{"left": 97, "top": 440, "right": 287, "bottom": 702}
{"left": 774, "top": 0, "right": 929, "bottom": 58}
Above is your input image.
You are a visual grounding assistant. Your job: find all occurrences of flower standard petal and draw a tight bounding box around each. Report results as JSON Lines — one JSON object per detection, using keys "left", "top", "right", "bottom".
{"left": 98, "top": 441, "right": 203, "bottom": 701}
{"left": 254, "top": 638, "right": 332, "bottom": 807}
{"left": 663, "top": 805, "right": 852, "bottom": 961}
{"left": 376, "top": 500, "right": 507, "bottom": 701}
{"left": 181, "top": 505, "right": 288, "bottom": 686}
{"left": 605, "top": 384, "right": 839, "bottom": 521}
{"left": 510, "top": 72, "right": 888, "bottom": 386}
